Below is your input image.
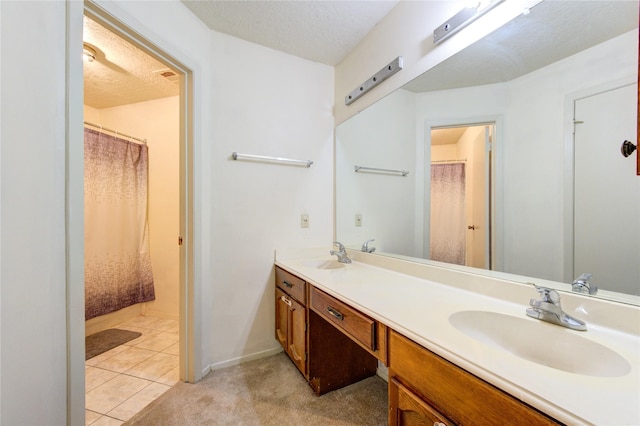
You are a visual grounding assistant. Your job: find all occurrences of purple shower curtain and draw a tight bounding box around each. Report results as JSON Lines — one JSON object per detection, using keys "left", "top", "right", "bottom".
{"left": 84, "top": 128, "right": 155, "bottom": 320}
{"left": 430, "top": 163, "right": 466, "bottom": 265}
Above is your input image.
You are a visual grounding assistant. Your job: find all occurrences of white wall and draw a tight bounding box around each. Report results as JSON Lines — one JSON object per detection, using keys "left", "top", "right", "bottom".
{"left": 432, "top": 144, "right": 458, "bottom": 162}
{"left": 2, "top": 0, "right": 334, "bottom": 423}
{"left": 336, "top": 89, "right": 416, "bottom": 255}
{"left": 1, "top": 1, "right": 68, "bottom": 424}
{"left": 86, "top": 97, "right": 181, "bottom": 320}
{"left": 208, "top": 31, "right": 334, "bottom": 367}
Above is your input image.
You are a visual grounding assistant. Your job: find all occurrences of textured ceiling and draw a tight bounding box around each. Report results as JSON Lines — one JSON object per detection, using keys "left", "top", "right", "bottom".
{"left": 84, "top": 1, "right": 397, "bottom": 108}
{"left": 180, "top": 0, "right": 399, "bottom": 66}
{"left": 85, "top": 1, "right": 638, "bottom": 110}
{"left": 403, "top": 1, "right": 639, "bottom": 93}
{"left": 83, "top": 16, "right": 179, "bottom": 109}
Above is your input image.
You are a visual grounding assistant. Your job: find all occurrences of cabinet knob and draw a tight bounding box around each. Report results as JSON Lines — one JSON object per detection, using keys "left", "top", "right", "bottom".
{"left": 434, "top": 423, "right": 446, "bottom": 426}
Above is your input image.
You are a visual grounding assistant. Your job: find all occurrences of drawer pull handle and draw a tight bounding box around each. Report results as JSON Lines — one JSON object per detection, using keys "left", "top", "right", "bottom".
{"left": 282, "top": 280, "right": 293, "bottom": 288}
{"left": 281, "top": 295, "right": 292, "bottom": 307}
{"left": 327, "top": 306, "right": 344, "bottom": 321}
{"left": 434, "top": 423, "right": 446, "bottom": 426}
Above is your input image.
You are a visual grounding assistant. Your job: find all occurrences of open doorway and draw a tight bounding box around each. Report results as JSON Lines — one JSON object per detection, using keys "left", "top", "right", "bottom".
{"left": 81, "top": 5, "right": 193, "bottom": 423}
{"left": 428, "top": 123, "right": 494, "bottom": 269}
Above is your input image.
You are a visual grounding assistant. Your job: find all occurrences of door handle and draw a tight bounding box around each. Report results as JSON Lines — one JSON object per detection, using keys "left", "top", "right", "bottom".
{"left": 467, "top": 225, "right": 476, "bottom": 230}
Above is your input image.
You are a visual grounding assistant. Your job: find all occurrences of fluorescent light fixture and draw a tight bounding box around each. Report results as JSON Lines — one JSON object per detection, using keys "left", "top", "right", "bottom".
{"left": 345, "top": 57, "right": 403, "bottom": 106}
{"left": 433, "top": 0, "right": 504, "bottom": 44}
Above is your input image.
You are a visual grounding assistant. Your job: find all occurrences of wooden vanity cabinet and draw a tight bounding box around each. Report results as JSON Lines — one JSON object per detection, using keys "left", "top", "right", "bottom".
{"left": 388, "top": 330, "right": 559, "bottom": 426}
{"left": 275, "top": 267, "right": 379, "bottom": 395}
{"left": 275, "top": 267, "right": 307, "bottom": 376}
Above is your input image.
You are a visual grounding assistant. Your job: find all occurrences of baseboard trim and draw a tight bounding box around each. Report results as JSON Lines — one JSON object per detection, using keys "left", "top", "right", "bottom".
{"left": 142, "top": 308, "right": 179, "bottom": 321}
{"left": 201, "top": 347, "right": 284, "bottom": 377}
{"left": 85, "top": 304, "right": 143, "bottom": 336}
{"left": 201, "top": 348, "right": 389, "bottom": 382}
{"left": 376, "top": 361, "right": 389, "bottom": 382}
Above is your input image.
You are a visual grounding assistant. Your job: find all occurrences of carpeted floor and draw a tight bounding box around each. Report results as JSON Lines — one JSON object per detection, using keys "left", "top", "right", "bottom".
{"left": 125, "top": 352, "right": 388, "bottom": 425}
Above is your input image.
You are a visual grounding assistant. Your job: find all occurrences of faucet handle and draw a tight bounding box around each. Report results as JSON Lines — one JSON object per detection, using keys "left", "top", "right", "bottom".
{"left": 332, "top": 241, "right": 345, "bottom": 252}
{"left": 575, "top": 273, "right": 593, "bottom": 282}
{"left": 572, "top": 273, "right": 598, "bottom": 295}
{"left": 532, "top": 284, "right": 560, "bottom": 305}
{"left": 361, "top": 239, "right": 375, "bottom": 253}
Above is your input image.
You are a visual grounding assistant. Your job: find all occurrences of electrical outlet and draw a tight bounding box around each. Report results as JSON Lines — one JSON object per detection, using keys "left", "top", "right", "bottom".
{"left": 301, "top": 214, "right": 309, "bottom": 228}
{"left": 355, "top": 213, "right": 362, "bottom": 227}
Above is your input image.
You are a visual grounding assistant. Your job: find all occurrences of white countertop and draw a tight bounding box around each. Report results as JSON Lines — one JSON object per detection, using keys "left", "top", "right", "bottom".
{"left": 275, "top": 249, "right": 640, "bottom": 425}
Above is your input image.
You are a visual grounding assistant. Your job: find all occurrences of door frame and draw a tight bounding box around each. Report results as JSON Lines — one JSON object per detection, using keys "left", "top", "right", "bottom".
{"left": 66, "top": 1, "right": 196, "bottom": 423}
{"left": 423, "top": 116, "right": 503, "bottom": 270}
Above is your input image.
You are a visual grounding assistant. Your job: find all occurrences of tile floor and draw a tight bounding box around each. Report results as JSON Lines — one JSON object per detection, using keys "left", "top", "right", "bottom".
{"left": 85, "top": 316, "right": 180, "bottom": 425}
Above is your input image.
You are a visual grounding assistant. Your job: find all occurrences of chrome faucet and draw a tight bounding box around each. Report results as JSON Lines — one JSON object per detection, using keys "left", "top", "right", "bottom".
{"left": 330, "top": 241, "right": 352, "bottom": 264}
{"left": 361, "top": 239, "right": 376, "bottom": 253}
{"left": 526, "top": 284, "right": 587, "bottom": 331}
{"left": 572, "top": 273, "right": 597, "bottom": 295}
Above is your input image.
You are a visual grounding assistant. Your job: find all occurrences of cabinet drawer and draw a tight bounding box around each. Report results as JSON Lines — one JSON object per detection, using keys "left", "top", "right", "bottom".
{"left": 310, "top": 286, "right": 375, "bottom": 351}
{"left": 275, "top": 266, "right": 306, "bottom": 304}
{"left": 389, "top": 331, "right": 558, "bottom": 426}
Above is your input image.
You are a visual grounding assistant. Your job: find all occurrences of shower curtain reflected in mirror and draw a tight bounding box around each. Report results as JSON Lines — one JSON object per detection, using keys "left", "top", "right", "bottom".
{"left": 430, "top": 163, "right": 466, "bottom": 265}
{"left": 84, "top": 128, "right": 155, "bottom": 320}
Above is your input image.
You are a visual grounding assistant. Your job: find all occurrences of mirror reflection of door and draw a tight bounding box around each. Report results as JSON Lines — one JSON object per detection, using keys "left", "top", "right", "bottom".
{"left": 430, "top": 124, "right": 493, "bottom": 269}
{"left": 574, "top": 84, "right": 640, "bottom": 295}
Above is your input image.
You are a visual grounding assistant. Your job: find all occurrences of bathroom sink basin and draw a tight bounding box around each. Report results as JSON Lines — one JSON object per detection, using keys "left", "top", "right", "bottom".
{"left": 449, "top": 310, "right": 630, "bottom": 377}
{"left": 303, "top": 259, "right": 346, "bottom": 270}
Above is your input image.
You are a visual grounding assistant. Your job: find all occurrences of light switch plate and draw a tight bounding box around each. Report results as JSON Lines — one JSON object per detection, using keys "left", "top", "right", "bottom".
{"left": 355, "top": 213, "right": 362, "bottom": 227}
{"left": 301, "top": 214, "right": 309, "bottom": 228}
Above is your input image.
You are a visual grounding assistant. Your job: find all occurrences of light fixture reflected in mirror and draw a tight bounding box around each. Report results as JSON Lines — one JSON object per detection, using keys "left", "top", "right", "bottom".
{"left": 433, "top": 0, "right": 504, "bottom": 44}
{"left": 83, "top": 43, "right": 96, "bottom": 62}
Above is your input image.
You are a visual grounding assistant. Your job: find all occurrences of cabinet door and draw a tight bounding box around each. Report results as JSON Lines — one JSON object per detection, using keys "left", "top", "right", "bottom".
{"left": 389, "top": 377, "right": 452, "bottom": 426}
{"left": 288, "top": 296, "right": 307, "bottom": 375}
{"left": 275, "top": 288, "right": 288, "bottom": 350}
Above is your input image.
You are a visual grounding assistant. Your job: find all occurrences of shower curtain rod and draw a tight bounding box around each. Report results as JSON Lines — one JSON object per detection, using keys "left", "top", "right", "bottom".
{"left": 84, "top": 121, "right": 147, "bottom": 144}
{"left": 431, "top": 158, "right": 467, "bottom": 163}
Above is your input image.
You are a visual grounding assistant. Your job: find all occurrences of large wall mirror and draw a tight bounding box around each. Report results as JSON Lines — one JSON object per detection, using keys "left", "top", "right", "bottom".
{"left": 336, "top": 1, "right": 640, "bottom": 305}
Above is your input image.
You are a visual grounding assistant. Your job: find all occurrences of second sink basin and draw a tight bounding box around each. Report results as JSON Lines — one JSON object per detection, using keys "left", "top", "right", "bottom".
{"left": 449, "top": 310, "right": 630, "bottom": 378}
